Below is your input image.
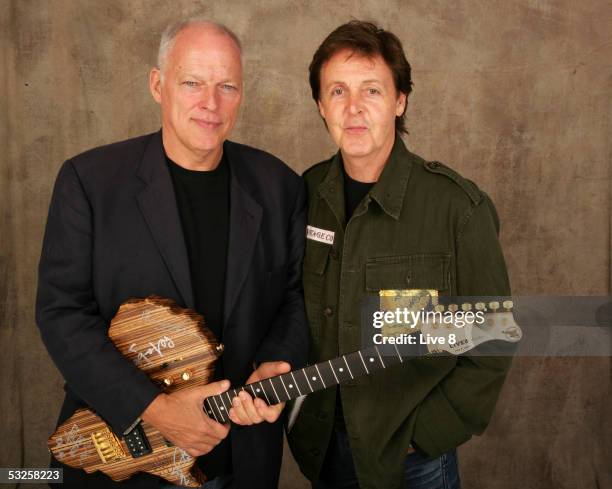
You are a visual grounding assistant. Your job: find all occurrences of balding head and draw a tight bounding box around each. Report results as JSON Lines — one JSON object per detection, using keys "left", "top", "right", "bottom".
{"left": 157, "top": 17, "right": 242, "bottom": 77}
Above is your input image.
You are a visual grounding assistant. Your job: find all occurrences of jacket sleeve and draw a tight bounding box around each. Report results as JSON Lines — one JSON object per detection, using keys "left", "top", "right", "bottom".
{"left": 411, "top": 193, "right": 514, "bottom": 456}
{"left": 253, "top": 178, "right": 309, "bottom": 370}
{"left": 36, "top": 160, "right": 160, "bottom": 435}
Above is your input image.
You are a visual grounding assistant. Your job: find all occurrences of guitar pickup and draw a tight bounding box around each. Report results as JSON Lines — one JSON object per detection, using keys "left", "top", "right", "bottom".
{"left": 123, "top": 424, "right": 152, "bottom": 458}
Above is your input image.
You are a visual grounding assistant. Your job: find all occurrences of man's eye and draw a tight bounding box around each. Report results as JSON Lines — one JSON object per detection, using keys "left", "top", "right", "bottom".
{"left": 368, "top": 88, "right": 380, "bottom": 95}
{"left": 183, "top": 81, "right": 198, "bottom": 87}
{"left": 331, "top": 88, "right": 343, "bottom": 96}
{"left": 221, "top": 84, "right": 236, "bottom": 91}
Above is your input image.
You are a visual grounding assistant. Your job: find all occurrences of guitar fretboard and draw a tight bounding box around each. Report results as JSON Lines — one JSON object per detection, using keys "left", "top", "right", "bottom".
{"left": 203, "top": 343, "right": 414, "bottom": 423}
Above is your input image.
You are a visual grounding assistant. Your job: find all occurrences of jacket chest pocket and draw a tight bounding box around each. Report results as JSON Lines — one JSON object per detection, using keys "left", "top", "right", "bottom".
{"left": 365, "top": 253, "right": 451, "bottom": 292}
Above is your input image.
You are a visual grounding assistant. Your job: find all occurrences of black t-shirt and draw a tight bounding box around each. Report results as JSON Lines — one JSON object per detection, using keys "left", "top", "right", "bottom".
{"left": 343, "top": 165, "right": 375, "bottom": 219}
{"left": 167, "top": 154, "right": 230, "bottom": 341}
{"left": 167, "top": 153, "right": 232, "bottom": 477}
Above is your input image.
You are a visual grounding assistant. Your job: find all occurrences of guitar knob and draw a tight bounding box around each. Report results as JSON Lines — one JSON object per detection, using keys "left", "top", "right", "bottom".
{"left": 216, "top": 344, "right": 225, "bottom": 353}
{"left": 181, "top": 370, "right": 192, "bottom": 381}
{"left": 163, "top": 378, "right": 173, "bottom": 386}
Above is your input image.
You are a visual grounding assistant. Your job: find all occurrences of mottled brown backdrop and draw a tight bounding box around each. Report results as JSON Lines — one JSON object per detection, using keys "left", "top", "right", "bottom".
{"left": 1, "top": 1, "right": 610, "bottom": 488}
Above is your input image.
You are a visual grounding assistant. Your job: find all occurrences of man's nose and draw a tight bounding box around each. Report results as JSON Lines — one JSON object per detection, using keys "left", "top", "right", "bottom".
{"left": 347, "top": 92, "right": 363, "bottom": 115}
{"left": 199, "top": 86, "right": 218, "bottom": 111}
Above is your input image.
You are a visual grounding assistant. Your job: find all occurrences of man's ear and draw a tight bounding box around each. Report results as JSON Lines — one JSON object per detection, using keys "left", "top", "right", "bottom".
{"left": 396, "top": 92, "right": 407, "bottom": 117}
{"left": 149, "top": 68, "right": 162, "bottom": 104}
{"left": 317, "top": 99, "right": 326, "bottom": 120}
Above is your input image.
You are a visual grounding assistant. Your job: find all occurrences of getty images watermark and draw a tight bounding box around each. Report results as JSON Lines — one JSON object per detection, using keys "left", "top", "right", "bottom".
{"left": 360, "top": 292, "right": 612, "bottom": 357}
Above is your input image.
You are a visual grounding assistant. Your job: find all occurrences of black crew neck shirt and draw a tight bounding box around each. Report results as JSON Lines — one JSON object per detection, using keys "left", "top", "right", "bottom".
{"left": 166, "top": 154, "right": 230, "bottom": 341}
{"left": 167, "top": 154, "right": 232, "bottom": 477}
{"left": 342, "top": 164, "right": 375, "bottom": 219}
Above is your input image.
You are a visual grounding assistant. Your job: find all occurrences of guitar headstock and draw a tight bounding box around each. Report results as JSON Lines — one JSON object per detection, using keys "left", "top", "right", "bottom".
{"left": 421, "top": 299, "right": 522, "bottom": 355}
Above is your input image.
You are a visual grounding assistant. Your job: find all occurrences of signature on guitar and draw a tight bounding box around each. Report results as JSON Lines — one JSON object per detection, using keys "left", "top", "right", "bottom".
{"left": 128, "top": 336, "right": 176, "bottom": 366}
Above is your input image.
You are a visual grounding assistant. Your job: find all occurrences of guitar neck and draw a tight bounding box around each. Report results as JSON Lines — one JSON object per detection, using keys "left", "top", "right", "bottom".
{"left": 203, "top": 296, "right": 515, "bottom": 423}
{"left": 203, "top": 344, "right": 400, "bottom": 423}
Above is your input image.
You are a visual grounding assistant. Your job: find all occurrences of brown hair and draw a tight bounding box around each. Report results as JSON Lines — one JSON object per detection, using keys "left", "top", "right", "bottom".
{"left": 309, "top": 20, "right": 413, "bottom": 134}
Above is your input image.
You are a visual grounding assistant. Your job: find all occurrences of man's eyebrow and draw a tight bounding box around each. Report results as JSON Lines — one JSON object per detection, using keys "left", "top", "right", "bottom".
{"left": 323, "top": 78, "right": 383, "bottom": 87}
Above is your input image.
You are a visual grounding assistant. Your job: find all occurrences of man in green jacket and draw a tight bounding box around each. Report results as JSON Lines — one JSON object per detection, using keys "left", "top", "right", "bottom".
{"left": 288, "top": 21, "right": 513, "bottom": 489}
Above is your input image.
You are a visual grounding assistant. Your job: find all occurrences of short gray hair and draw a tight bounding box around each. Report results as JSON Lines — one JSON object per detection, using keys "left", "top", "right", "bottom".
{"left": 157, "top": 16, "right": 242, "bottom": 73}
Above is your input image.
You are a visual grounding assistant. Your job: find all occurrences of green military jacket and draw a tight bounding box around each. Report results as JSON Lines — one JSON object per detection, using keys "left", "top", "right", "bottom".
{"left": 288, "top": 136, "right": 512, "bottom": 489}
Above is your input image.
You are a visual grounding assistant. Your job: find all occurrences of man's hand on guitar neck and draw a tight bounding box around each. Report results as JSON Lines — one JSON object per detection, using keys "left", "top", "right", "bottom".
{"left": 228, "top": 361, "right": 291, "bottom": 425}
{"left": 141, "top": 380, "right": 231, "bottom": 457}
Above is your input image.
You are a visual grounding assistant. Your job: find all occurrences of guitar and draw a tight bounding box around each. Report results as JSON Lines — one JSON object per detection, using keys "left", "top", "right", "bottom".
{"left": 48, "top": 295, "right": 520, "bottom": 487}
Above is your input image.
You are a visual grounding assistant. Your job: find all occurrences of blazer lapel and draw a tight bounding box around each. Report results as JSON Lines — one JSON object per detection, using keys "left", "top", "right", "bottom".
{"left": 223, "top": 142, "right": 263, "bottom": 325}
{"left": 136, "top": 131, "right": 194, "bottom": 308}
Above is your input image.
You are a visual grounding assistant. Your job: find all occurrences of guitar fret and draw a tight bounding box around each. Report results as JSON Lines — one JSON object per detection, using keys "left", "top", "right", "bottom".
{"left": 212, "top": 396, "right": 225, "bottom": 422}
{"left": 302, "top": 368, "right": 314, "bottom": 392}
{"left": 248, "top": 384, "right": 258, "bottom": 400}
{"left": 205, "top": 398, "right": 219, "bottom": 423}
{"left": 218, "top": 394, "right": 229, "bottom": 414}
{"left": 393, "top": 342, "right": 403, "bottom": 362}
{"left": 258, "top": 381, "right": 271, "bottom": 404}
{"left": 330, "top": 357, "right": 352, "bottom": 383}
{"left": 268, "top": 378, "right": 281, "bottom": 403}
{"left": 342, "top": 355, "right": 354, "bottom": 379}
{"left": 290, "top": 371, "right": 303, "bottom": 396}
{"left": 279, "top": 374, "right": 291, "bottom": 399}
{"left": 225, "top": 391, "right": 233, "bottom": 409}
{"left": 328, "top": 360, "right": 340, "bottom": 384}
{"left": 358, "top": 351, "right": 370, "bottom": 374}
{"left": 374, "top": 346, "right": 386, "bottom": 368}
{"left": 314, "top": 364, "right": 326, "bottom": 388}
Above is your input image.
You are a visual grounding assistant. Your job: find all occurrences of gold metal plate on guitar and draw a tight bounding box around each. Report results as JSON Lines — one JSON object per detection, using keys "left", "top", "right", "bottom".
{"left": 379, "top": 289, "right": 438, "bottom": 337}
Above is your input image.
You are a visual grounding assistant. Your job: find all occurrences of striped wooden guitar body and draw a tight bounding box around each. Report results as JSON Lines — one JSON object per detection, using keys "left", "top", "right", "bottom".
{"left": 48, "top": 296, "right": 223, "bottom": 487}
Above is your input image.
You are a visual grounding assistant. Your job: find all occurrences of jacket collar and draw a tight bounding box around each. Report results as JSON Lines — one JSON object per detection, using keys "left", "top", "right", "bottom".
{"left": 136, "top": 130, "right": 194, "bottom": 308}
{"left": 317, "top": 134, "right": 413, "bottom": 222}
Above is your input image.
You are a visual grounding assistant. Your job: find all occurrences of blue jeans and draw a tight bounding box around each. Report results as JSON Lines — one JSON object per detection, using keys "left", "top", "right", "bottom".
{"left": 313, "top": 429, "right": 460, "bottom": 489}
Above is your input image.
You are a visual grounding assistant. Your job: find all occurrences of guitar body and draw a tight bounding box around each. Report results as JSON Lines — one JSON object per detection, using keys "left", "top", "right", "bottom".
{"left": 48, "top": 296, "right": 223, "bottom": 487}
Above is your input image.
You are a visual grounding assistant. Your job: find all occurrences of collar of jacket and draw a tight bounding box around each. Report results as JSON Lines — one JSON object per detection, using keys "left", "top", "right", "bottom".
{"left": 317, "top": 134, "right": 413, "bottom": 221}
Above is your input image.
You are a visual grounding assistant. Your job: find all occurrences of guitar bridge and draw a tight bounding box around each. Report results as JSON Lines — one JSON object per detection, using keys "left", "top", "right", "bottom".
{"left": 91, "top": 428, "right": 126, "bottom": 463}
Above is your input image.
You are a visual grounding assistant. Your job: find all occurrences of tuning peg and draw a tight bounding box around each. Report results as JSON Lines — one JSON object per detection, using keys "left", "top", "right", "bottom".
{"left": 461, "top": 303, "right": 472, "bottom": 311}
{"left": 448, "top": 304, "right": 458, "bottom": 313}
{"left": 489, "top": 301, "right": 500, "bottom": 311}
{"left": 434, "top": 305, "right": 445, "bottom": 313}
{"left": 475, "top": 302, "right": 486, "bottom": 311}
{"left": 503, "top": 300, "right": 513, "bottom": 311}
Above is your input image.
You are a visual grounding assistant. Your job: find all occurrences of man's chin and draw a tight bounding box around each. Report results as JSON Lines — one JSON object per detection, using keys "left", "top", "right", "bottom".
{"left": 339, "top": 144, "right": 373, "bottom": 160}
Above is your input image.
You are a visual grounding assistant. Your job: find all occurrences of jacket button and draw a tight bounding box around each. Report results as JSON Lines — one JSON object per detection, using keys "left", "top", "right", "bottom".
{"left": 330, "top": 248, "right": 339, "bottom": 260}
{"left": 428, "top": 161, "right": 439, "bottom": 169}
{"left": 323, "top": 307, "right": 334, "bottom": 317}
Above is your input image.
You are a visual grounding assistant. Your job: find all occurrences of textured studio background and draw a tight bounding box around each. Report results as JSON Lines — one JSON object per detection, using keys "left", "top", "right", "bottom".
{"left": 1, "top": 1, "right": 611, "bottom": 488}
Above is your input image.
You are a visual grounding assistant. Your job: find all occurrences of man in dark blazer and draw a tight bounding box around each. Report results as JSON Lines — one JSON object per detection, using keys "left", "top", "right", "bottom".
{"left": 36, "top": 17, "right": 308, "bottom": 489}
